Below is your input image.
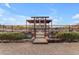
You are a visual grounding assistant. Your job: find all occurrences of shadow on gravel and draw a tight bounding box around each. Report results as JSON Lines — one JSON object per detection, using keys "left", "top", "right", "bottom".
{"left": 48, "top": 40, "right": 63, "bottom": 43}
{"left": 48, "top": 40, "right": 78, "bottom": 43}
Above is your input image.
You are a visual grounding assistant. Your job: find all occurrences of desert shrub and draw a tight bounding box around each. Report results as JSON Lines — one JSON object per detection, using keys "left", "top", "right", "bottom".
{"left": 0, "top": 32, "right": 32, "bottom": 40}
{"left": 56, "top": 32, "right": 79, "bottom": 42}
{"left": 48, "top": 31, "right": 58, "bottom": 38}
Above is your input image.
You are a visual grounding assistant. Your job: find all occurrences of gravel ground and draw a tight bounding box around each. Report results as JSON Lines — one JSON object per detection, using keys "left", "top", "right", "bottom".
{"left": 0, "top": 42, "right": 79, "bottom": 55}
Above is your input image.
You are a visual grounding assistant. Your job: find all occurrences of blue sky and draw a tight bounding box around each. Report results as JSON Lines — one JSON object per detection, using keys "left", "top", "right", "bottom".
{"left": 0, "top": 3, "right": 79, "bottom": 25}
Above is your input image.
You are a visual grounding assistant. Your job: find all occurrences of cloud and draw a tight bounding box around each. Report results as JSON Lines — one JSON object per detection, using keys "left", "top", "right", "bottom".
{"left": 0, "top": 8, "right": 26, "bottom": 25}
{"left": 5, "top": 3, "right": 11, "bottom": 8}
{"left": 49, "top": 8, "right": 63, "bottom": 25}
{"left": 52, "top": 16, "right": 63, "bottom": 25}
{"left": 72, "top": 14, "right": 79, "bottom": 20}
{"left": 72, "top": 14, "right": 79, "bottom": 25}
{"left": 53, "top": 19, "right": 58, "bottom": 25}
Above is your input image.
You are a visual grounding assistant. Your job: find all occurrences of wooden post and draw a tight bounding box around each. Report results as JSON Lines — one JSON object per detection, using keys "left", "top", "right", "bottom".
{"left": 48, "top": 23, "right": 49, "bottom": 33}
{"left": 51, "top": 20, "right": 52, "bottom": 31}
{"left": 26, "top": 20, "right": 27, "bottom": 32}
{"left": 3, "top": 25, "right": 5, "bottom": 32}
{"left": 69, "top": 25, "right": 70, "bottom": 32}
{"left": 34, "top": 17, "right": 36, "bottom": 38}
{"left": 11, "top": 25, "right": 13, "bottom": 32}
{"left": 39, "top": 18, "right": 41, "bottom": 31}
{"left": 37, "top": 19, "right": 40, "bottom": 30}
{"left": 44, "top": 17, "right": 46, "bottom": 37}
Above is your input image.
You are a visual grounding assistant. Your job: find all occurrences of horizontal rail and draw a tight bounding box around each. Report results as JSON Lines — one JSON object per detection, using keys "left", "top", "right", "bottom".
{"left": 0, "top": 24, "right": 79, "bottom": 32}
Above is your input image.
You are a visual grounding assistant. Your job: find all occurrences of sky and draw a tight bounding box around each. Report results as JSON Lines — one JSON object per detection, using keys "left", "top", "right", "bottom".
{"left": 0, "top": 3, "right": 79, "bottom": 25}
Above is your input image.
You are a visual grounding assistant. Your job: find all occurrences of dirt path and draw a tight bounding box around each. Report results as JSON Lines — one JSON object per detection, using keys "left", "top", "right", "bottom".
{"left": 0, "top": 42, "right": 79, "bottom": 55}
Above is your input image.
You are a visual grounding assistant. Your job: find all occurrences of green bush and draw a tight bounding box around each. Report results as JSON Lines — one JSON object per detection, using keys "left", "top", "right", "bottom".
{"left": 49, "top": 31, "right": 58, "bottom": 38}
{"left": 56, "top": 32, "right": 79, "bottom": 42}
{"left": 0, "top": 32, "right": 32, "bottom": 40}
